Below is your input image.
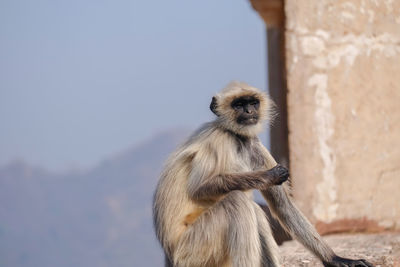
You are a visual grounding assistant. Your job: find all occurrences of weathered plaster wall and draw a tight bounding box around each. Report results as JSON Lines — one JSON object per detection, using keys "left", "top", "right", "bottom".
{"left": 285, "top": 0, "right": 400, "bottom": 233}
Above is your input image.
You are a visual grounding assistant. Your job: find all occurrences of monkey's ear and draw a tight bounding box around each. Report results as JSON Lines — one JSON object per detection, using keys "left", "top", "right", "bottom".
{"left": 210, "top": 96, "right": 220, "bottom": 116}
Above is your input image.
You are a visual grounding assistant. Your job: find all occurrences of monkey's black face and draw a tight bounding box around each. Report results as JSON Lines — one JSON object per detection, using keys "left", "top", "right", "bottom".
{"left": 231, "top": 95, "right": 260, "bottom": 125}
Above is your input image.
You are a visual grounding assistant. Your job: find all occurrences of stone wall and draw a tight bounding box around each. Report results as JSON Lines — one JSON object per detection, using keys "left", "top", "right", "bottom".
{"left": 284, "top": 0, "right": 400, "bottom": 233}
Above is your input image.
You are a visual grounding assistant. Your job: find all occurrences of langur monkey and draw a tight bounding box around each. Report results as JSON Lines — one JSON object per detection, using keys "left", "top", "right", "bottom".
{"left": 153, "top": 82, "right": 373, "bottom": 267}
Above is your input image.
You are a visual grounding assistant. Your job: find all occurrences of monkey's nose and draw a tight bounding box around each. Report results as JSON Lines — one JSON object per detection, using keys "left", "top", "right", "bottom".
{"left": 245, "top": 107, "right": 254, "bottom": 114}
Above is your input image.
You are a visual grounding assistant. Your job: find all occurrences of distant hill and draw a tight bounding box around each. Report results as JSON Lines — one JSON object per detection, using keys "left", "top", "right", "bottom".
{"left": 0, "top": 129, "right": 190, "bottom": 267}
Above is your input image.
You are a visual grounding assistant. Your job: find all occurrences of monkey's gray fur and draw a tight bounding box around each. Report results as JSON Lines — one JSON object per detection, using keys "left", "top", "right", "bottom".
{"left": 153, "top": 82, "right": 373, "bottom": 267}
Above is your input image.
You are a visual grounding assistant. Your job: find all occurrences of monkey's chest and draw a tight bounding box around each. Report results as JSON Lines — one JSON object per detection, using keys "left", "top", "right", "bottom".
{"left": 235, "top": 147, "right": 265, "bottom": 171}
{"left": 233, "top": 138, "right": 265, "bottom": 170}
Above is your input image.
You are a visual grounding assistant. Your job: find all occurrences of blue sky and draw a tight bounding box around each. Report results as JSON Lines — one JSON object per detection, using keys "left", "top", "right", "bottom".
{"left": 0, "top": 0, "right": 267, "bottom": 171}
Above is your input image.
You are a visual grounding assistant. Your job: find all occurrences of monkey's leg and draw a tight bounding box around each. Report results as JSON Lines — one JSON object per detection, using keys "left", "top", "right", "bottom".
{"left": 252, "top": 202, "right": 280, "bottom": 267}
{"left": 174, "top": 191, "right": 262, "bottom": 267}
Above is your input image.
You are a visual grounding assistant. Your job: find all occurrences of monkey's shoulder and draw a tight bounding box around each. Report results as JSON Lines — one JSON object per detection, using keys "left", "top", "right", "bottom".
{"left": 190, "top": 126, "right": 265, "bottom": 168}
{"left": 165, "top": 125, "right": 266, "bottom": 172}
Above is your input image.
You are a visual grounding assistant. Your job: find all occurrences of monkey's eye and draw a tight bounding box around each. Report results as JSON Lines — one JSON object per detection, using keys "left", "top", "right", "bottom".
{"left": 250, "top": 100, "right": 259, "bottom": 106}
{"left": 232, "top": 102, "right": 243, "bottom": 110}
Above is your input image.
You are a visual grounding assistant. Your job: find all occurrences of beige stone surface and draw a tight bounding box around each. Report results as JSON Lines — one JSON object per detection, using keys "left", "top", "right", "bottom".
{"left": 280, "top": 233, "right": 400, "bottom": 267}
{"left": 285, "top": 0, "right": 400, "bottom": 231}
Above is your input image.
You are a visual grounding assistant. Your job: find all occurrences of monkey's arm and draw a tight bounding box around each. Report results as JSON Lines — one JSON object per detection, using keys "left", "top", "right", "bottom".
{"left": 188, "top": 167, "right": 289, "bottom": 201}
{"left": 262, "top": 185, "right": 335, "bottom": 261}
{"left": 258, "top": 145, "right": 373, "bottom": 267}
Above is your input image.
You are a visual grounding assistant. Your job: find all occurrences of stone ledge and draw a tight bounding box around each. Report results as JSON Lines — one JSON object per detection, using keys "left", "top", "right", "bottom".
{"left": 280, "top": 233, "right": 400, "bottom": 267}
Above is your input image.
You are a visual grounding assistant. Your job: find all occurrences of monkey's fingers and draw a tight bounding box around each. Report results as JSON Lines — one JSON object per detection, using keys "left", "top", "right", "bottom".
{"left": 275, "top": 176, "right": 289, "bottom": 185}
{"left": 268, "top": 164, "right": 289, "bottom": 185}
{"left": 323, "top": 258, "right": 374, "bottom": 267}
{"left": 357, "top": 259, "right": 374, "bottom": 267}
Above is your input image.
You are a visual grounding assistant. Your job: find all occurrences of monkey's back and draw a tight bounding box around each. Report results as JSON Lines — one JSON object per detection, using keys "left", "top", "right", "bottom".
{"left": 153, "top": 125, "right": 216, "bottom": 255}
{"left": 153, "top": 123, "right": 255, "bottom": 257}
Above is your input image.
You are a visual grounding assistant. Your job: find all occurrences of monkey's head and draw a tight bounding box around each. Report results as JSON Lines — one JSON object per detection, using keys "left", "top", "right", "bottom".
{"left": 210, "top": 81, "right": 273, "bottom": 137}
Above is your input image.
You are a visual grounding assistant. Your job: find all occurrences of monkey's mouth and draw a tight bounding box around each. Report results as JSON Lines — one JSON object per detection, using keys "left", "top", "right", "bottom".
{"left": 237, "top": 116, "right": 259, "bottom": 125}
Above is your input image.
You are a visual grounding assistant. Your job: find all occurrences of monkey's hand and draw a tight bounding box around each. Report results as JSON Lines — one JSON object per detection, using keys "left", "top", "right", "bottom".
{"left": 323, "top": 256, "right": 374, "bottom": 267}
{"left": 263, "top": 164, "right": 289, "bottom": 186}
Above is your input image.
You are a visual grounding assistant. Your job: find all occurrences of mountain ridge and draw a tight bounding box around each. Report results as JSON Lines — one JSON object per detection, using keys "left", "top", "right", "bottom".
{"left": 0, "top": 128, "right": 191, "bottom": 267}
